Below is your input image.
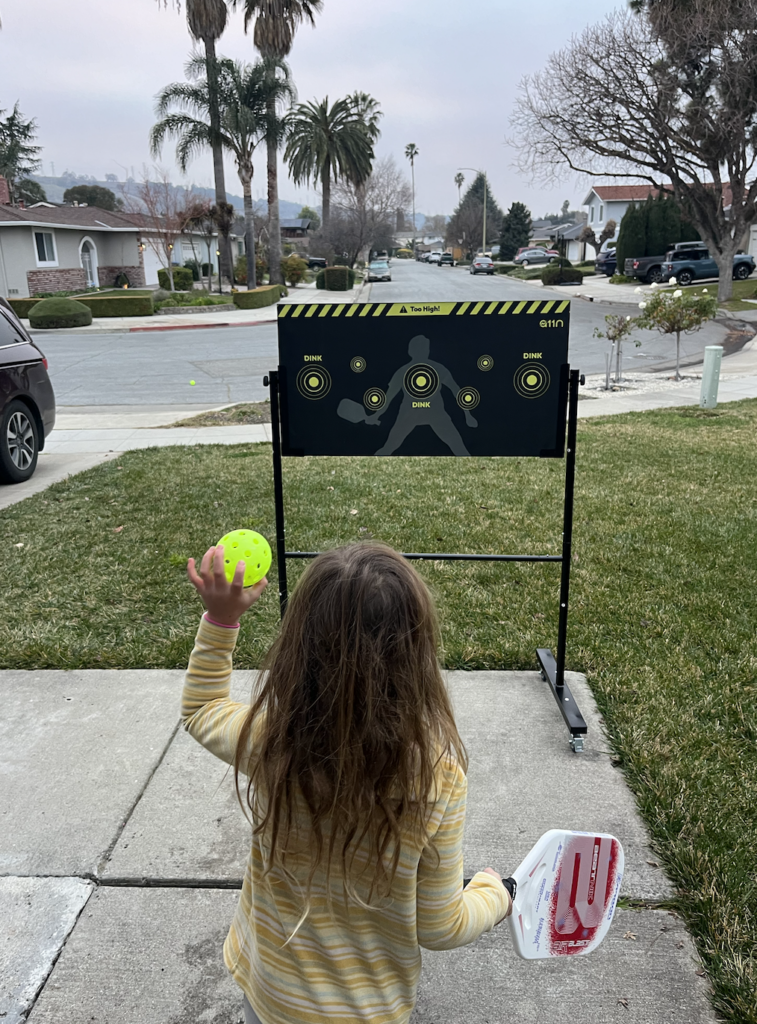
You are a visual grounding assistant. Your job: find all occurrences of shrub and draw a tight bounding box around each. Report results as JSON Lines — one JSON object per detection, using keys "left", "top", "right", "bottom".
{"left": 234, "top": 254, "right": 268, "bottom": 285}
{"left": 184, "top": 260, "right": 201, "bottom": 281}
{"left": 157, "top": 266, "right": 194, "bottom": 291}
{"left": 232, "top": 285, "right": 287, "bottom": 310}
{"left": 73, "top": 295, "right": 154, "bottom": 317}
{"left": 552, "top": 256, "right": 573, "bottom": 267}
{"left": 541, "top": 266, "right": 584, "bottom": 286}
{"left": 28, "top": 298, "right": 93, "bottom": 329}
{"left": 316, "top": 267, "right": 355, "bottom": 291}
{"left": 333, "top": 255, "right": 350, "bottom": 267}
{"left": 282, "top": 255, "right": 308, "bottom": 287}
{"left": 8, "top": 298, "right": 41, "bottom": 319}
{"left": 609, "top": 274, "right": 636, "bottom": 284}
{"left": 114, "top": 272, "right": 131, "bottom": 288}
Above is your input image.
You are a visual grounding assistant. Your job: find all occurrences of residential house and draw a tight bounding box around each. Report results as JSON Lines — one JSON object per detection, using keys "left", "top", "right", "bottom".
{"left": 0, "top": 205, "right": 147, "bottom": 297}
{"left": 280, "top": 218, "right": 312, "bottom": 248}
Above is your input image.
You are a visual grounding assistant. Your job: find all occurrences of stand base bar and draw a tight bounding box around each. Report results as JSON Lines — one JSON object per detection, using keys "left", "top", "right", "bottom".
{"left": 536, "top": 647, "right": 588, "bottom": 737}
{"left": 285, "top": 551, "right": 562, "bottom": 563}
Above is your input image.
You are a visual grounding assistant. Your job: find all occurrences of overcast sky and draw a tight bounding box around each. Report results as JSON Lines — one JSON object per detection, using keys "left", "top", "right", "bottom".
{"left": 1, "top": 0, "right": 622, "bottom": 218}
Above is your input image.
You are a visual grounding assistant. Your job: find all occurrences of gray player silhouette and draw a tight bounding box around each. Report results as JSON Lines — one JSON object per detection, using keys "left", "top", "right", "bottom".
{"left": 366, "top": 334, "right": 477, "bottom": 455}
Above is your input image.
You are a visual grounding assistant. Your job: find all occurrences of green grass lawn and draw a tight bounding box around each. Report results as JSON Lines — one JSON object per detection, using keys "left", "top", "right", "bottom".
{"left": 2, "top": 402, "right": 757, "bottom": 1021}
{"left": 660, "top": 278, "right": 757, "bottom": 312}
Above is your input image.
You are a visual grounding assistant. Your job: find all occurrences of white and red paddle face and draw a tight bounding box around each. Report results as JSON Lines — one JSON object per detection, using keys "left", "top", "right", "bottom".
{"left": 507, "top": 829, "right": 624, "bottom": 960}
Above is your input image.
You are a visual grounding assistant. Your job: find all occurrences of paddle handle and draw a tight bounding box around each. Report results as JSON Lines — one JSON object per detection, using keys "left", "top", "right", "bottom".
{"left": 463, "top": 876, "right": 517, "bottom": 900}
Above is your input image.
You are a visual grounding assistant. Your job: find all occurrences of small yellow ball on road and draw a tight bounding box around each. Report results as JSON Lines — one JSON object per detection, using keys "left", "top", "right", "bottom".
{"left": 189, "top": 380, "right": 196, "bottom": 386}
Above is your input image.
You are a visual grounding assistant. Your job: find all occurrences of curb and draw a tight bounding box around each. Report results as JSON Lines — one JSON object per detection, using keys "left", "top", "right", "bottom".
{"left": 127, "top": 318, "right": 276, "bottom": 333}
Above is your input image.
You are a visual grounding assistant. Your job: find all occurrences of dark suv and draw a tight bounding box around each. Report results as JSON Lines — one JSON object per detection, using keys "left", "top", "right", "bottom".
{"left": 438, "top": 253, "right": 455, "bottom": 266}
{"left": 0, "top": 298, "right": 56, "bottom": 484}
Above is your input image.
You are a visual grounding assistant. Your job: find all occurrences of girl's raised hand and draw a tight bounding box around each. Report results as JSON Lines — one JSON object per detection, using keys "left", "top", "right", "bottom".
{"left": 187, "top": 545, "right": 268, "bottom": 626}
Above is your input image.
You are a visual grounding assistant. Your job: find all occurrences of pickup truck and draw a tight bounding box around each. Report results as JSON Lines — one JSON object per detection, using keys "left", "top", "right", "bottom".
{"left": 626, "top": 243, "right": 756, "bottom": 284}
{"left": 661, "top": 248, "right": 755, "bottom": 285}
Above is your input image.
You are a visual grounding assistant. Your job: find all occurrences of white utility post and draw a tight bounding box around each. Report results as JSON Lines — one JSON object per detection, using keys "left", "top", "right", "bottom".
{"left": 700, "top": 345, "right": 724, "bottom": 408}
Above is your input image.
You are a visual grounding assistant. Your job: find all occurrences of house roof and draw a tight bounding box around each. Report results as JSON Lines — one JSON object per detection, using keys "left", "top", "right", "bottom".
{"left": 583, "top": 185, "right": 658, "bottom": 204}
{"left": 280, "top": 218, "right": 311, "bottom": 230}
{"left": 551, "top": 222, "right": 586, "bottom": 240}
{"left": 0, "top": 205, "right": 137, "bottom": 231}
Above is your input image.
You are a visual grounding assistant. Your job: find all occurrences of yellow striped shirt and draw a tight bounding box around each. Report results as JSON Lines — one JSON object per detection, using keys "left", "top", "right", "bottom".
{"left": 182, "top": 615, "right": 510, "bottom": 1024}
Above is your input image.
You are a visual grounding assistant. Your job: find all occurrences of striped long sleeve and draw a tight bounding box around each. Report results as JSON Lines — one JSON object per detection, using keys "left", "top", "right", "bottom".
{"left": 181, "top": 614, "right": 510, "bottom": 1024}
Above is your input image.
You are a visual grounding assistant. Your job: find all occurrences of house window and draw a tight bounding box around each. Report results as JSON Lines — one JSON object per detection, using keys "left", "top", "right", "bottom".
{"left": 590, "top": 205, "right": 595, "bottom": 224}
{"left": 238, "top": 240, "right": 244, "bottom": 256}
{"left": 599, "top": 205, "right": 604, "bottom": 222}
{"left": 34, "top": 231, "right": 57, "bottom": 266}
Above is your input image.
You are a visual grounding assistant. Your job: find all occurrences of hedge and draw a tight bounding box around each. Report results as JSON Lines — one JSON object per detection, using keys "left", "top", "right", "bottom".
{"left": 28, "top": 298, "right": 93, "bottom": 329}
{"left": 232, "top": 285, "right": 287, "bottom": 310}
{"left": 315, "top": 267, "right": 356, "bottom": 291}
{"left": 158, "top": 266, "right": 194, "bottom": 291}
{"left": 541, "top": 266, "right": 584, "bottom": 286}
{"left": 8, "top": 298, "right": 41, "bottom": 319}
{"left": 72, "top": 295, "right": 154, "bottom": 317}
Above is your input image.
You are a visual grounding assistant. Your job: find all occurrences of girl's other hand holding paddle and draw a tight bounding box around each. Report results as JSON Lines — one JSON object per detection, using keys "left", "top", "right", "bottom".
{"left": 187, "top": 545, "right": 268, "bottom": 626}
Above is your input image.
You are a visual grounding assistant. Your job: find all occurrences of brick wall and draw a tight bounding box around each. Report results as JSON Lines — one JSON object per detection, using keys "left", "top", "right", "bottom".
{"left": 97, "top": 265, "right": 146, "bottom": 289}
{"left": 27, "top": 268, "right": 87, "bottom": 295}
{"left": 0, "top": 176, "right": 10, "bottom": 205}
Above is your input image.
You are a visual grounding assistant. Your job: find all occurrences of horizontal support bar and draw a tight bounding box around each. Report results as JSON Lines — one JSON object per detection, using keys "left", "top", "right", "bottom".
{"left": 536, "top": 647, "right": 587, "bottom": 736}
{"left": 285, "top": 552, "right": 562, "bottom": 563}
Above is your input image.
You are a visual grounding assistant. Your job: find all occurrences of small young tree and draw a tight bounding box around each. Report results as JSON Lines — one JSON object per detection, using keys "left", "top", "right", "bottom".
{"left": 126, "top": 169, "right": 187, "bottom": 291}
{"left": 634, "top": 284, "right": 718, "bottom": 380}
{"left": 593, "top": 313, "right": 641, "bottom": 384}
{"left": 499, "top": 201, "right": 532, "bottom": 261}
{"left": 16, "top": 178, "right": 46, "bottom": 205}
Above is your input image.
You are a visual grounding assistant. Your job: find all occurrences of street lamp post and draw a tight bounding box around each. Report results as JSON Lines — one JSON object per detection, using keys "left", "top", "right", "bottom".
{"left": 458, "top": 166, "right": 487, "bottom": 256}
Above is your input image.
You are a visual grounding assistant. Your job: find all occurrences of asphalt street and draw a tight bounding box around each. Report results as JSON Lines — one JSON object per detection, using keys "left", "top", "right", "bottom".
{"left": 44, "top": 259, "right": 728, "bottom": 410}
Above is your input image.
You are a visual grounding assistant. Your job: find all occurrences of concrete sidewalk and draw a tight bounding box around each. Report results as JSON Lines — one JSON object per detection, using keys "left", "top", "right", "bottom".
{"left": 0, "top": 665, "right": 718, "bottom": 1024}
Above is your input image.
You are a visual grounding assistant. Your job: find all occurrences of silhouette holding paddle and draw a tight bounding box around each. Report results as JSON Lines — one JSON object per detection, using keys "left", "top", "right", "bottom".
{"left": 337, "top": 334, "right": 477, "bottom": 455}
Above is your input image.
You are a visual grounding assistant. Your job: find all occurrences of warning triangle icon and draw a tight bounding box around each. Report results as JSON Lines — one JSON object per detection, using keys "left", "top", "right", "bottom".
{"left": 400, "top": 305, "right": 408, "bottom": 313}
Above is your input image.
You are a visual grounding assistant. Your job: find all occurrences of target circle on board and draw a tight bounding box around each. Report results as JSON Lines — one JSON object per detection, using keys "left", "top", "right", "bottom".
{"left": 296, "top": 366, "right": 332, "bottom": 400}
{"left": 363, "top": 387, "right": 386, "bottom": 411}
{"left": 477, "top": 354, "right": 494, "bottom": 372}
{"left": 403, "top": 363, "right": 440, "bottom": 399}
{"left": 513, "top": 363, "right": 551, "bottom": 399}
{"left": 457, "top": 387, "right": 480, "bottom": 411}
{"left": 350, "top": 356, "right": 367, "bottom": 373}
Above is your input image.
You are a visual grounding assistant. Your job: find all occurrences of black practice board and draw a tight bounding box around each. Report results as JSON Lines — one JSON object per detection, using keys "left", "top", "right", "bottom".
{"left": 277, "top": 299, "right": 570, "bottom": 458}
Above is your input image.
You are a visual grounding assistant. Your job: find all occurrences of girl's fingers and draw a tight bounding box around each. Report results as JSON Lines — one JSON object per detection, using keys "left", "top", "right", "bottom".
{"left": 213, "top": 545, "right": 227, "bottom": 579}
{"left": 187, "top": 557, "right": 204, "bottom": 590}
{"left": 200, "top": 546, "right": 216, "bottom": 579}
{"left": 232, "top": 560, "right": 246, "bottom": 589}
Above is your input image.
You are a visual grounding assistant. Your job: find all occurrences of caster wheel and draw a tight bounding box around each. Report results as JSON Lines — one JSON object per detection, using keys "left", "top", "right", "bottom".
{"left": 569, "top": 735, "right": 585, "bottom": 754}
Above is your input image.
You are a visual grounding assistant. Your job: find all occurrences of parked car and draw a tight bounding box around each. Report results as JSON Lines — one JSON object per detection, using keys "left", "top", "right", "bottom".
{"left": 289, "top": 252, "right": 327, "bottom": 269}
{"left": 373, "top": 250, "right": 390, "bottom": 263}
{"left": 427, "top": 251, "right": 443, "bottom": 264}
{"left": 513, "top": 247, "right": 559, "bottom": 266}
{"left": 0, "top": 298, "right": 56, "bottom": 484}
{"left": 367, "top": 260, "right": 392, "bottom": 282}
{"left": 660, "top": 246, "right": 756, "bottom": 285}
{"left": 438, "top": 253, "right": 455, "bottom": 266}
{"left": 624, "top": 242, "right": 710, "bottom": 284}
{"left": 595, "top": 248, "right": 617, "bottom": 276}
{"left": 469, "top": 256, "right": 494, "bottom": 275}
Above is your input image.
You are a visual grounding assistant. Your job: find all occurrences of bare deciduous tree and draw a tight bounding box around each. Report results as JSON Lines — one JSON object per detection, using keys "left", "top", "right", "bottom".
{"left": 329, "top": 156, "right": 412, "bottom": 265}
{"left": 122, "top": 168, "right": 188, "bottom": 291}
{"left": 511, "top": 5, "right": 757, "bottom": 301}
{"left": 580, "top": 219, "right": 617, "bottom": 257}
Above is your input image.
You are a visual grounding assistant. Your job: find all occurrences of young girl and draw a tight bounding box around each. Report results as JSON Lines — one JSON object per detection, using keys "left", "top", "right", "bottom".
{"left": 184, "top": 540, "right": 511, "bottom": 1024}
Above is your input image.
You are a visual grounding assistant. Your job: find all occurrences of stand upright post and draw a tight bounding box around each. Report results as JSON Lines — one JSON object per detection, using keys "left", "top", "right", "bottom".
{"left": 266, "top": 370, "right": 289, "bottom": 616}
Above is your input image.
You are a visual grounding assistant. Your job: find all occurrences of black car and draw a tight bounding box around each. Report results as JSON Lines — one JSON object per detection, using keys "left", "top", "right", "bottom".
{"left": 595, "top": 249, "right": 617, "bottom": 276}
{"left": 0, "top": 298, "right": 56, "bottom": 484}
{"left": 438, "top": 253, "right": 455, "bottom": 266}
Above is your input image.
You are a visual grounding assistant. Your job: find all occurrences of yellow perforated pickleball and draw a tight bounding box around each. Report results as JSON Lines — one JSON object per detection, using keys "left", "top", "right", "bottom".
{"left": 214, "top": 529, "right": 272, "bottom": 587}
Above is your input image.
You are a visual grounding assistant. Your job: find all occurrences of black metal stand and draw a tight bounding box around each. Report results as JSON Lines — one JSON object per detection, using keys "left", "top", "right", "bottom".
{"left": 263, "top": 367, "right": 588, "bottom": 751}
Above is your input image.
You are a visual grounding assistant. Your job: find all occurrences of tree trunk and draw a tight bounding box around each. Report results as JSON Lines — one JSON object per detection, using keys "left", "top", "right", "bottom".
{"left": 206, "top": 239, "right": 213, "bottom": 292}
{"left": 266, "top": 96, "right": 282, "bottom": 287}
{"left": 322, "top": 161, "right": 331, "bottom": 232}
{"left": 714, "top": 240, "right": 738, "bottom": 303}
{"left": 166, "top": 256, "right": 175, "bottom": 292}
{"left": 204, "top": 36, "right": 233, "bottom": 289}
{"left": 242, "top": 174, "right": 257, "bottom": 291}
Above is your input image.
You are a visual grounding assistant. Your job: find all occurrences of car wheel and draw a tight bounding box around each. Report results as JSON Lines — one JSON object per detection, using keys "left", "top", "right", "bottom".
{"left": 0, "top": 399, "right": 39, "bottom": 484}
{"left": 677, "top": 270, "right": 694, "bottom": 286}
{"left": 521, "top": 259, "right": 529, "bottom": 266}
{"left": 646, "top": 266, "right": 663, "bottom": 284}
{"left": 734, "top": 264, "right": 751, "bottom": 280}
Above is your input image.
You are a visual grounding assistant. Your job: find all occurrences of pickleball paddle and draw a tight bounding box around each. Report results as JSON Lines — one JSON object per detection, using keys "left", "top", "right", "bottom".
{"left": 465, "top": 829, "right": 624, "bottom": 960}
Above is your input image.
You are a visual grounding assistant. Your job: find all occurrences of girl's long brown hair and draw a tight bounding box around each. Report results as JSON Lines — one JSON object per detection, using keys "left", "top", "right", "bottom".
{"left": 233, "top": 542, "right": 467, "bottom": 920}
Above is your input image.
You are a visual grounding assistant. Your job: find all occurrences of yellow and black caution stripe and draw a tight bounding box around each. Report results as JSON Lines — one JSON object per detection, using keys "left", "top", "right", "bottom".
{"left": 278, "top": 299, "right": 569, "bottom": 319}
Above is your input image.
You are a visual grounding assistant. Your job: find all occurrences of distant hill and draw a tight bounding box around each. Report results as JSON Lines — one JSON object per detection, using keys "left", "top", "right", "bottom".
{"left": 30, "top": 174, "right": 306, "bottom": 220}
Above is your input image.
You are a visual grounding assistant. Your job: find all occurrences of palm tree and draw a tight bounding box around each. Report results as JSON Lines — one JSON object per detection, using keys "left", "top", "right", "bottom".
{"left": 230, "top": 0, "right": 323, "bottom": 286}
{"left": 405, "top": 143, "right": 419, "bottom": 244}
{"left": 454, "top": 171, "right": 464, "bottom": 205}
{"left": 182, "top": 0, "right": 236, "bottom": 287}
{"left": 151, "top": 56, "right": 293, "bottom": 290}
{"left": 284, "top": 97, "right": 375, "bottom": 231}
